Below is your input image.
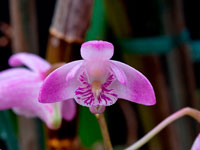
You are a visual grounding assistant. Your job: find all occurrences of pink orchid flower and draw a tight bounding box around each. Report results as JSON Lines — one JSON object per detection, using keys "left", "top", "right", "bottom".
{"left": 0, "top": 53, "right": 76, "bottom": 129}
{"left": 192, "top": 134, "right": 200, "bottom": 150}
{"left": 39, "top": 40, "right": 156, "bottom": 113}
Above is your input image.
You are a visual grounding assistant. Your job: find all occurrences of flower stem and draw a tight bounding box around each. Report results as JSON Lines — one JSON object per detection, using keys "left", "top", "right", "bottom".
{"left": 125, "top": 107, "right": 200, "bottom": 150}
{"left": 95, "top": 113, "right": 113, "bottom": 150}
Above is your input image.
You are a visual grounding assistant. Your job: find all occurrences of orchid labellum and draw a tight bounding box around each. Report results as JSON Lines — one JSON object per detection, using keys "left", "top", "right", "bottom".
{"left": 39, "top": 41, "right": 156, "bottom": 113}
{"left": 0, "top": 53, "right": 76, "bottom": 129}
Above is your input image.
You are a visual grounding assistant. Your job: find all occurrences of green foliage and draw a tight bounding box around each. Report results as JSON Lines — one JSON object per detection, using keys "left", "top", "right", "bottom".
{"left": 0, "top": 110, "right": 19, "bottom": 150}
{"left": 86, "top": 0, "right": 107, "bottom": 41}
{"left": 78, "top": 107, "right": 102, "bottom": 147}
{"left": 119, "top": 36, "right": 173, "bottom": 54}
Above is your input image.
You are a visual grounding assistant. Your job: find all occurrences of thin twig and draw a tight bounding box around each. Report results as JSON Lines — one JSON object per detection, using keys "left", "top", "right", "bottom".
{"left": 125, "top": 107, "right": 200, "bottom": 150}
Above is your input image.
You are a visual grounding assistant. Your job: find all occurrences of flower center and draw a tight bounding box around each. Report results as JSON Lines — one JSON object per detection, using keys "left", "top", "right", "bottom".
{"left": 74, "top": 72, "right": 118, "bottom": 106}
{"left": 91, "top": 80, "right": 102, "bottom": 98}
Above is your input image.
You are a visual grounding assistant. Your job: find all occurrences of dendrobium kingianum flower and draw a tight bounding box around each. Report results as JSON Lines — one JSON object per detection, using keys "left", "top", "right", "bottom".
{"left": 0, "top": 53, "right": 76, "bottom": 129}
{"left": 191, "top": 134, "right": 200, "bottom": 150}
{"left": 39, "top": 40, "right": 156, "bottom": 113}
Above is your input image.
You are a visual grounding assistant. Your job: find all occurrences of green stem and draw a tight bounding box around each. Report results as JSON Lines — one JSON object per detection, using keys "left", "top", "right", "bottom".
{"left": 95, "top": 113, "right": 113, "bottom": 150}
{"left": 125, "top": 107, "right": 200, "bottom": 150}
{"left": 52, "top": 103, "right": 62, "bottom": 129}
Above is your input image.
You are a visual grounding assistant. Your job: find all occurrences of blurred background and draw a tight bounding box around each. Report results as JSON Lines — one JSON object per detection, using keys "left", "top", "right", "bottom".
{"left": 1, "top": 0, "right": 200, "bottom": 149}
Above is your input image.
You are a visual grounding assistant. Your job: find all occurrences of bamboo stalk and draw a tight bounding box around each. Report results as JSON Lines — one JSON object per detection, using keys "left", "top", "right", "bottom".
{"left": 163, "top": 0, "right": 199, "bottom": 149}
{"left": 142, "top": 55, "right": 180, "bottom": 150}
{"left": 104, "top": 0, "right": 178, "bottom": 149}
{"left": 50, "top": 0, "right": 93, "bottom": 43}
{"left": 118, "top": 100, "right": 138, "bottom": 145}
{"left": 45, "top": 0, "right": 94, "bottom": 149}
{"left": 9, "top": 0, "right": 39, "bottom": 53}
{"left": 9, "top": 0, "right": 40, "bottom": 150}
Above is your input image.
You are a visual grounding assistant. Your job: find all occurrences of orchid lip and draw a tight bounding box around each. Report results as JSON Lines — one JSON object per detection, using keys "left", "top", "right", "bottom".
{"left": 74, "top": 71, "right": 118, "bottom": 107}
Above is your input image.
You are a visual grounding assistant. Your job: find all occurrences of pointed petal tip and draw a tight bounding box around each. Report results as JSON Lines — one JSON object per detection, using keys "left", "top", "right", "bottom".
{"left": 8, "top": 52, "right": 26, "bottom": 66}
{"left": 140, "top": 84, "right": 156, "bottom": 106}
{"left": 81, "top": 40, "right": 114, "bottom": 60}
{"left": 134, "top": 91, "right": 156, "bottom": 106}
{"left": 145, "top": 96, "right": 156, "bottom": 106}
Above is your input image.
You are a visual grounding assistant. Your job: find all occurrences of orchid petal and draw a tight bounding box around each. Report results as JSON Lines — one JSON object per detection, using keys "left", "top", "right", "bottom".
{"left": 9, "top": 53, "right": 51, "bottom": 76}
{"left": 39, "top": 60, "right": 83, "bottom": 103}
{"left": 110, "top": 62, "right": 127, "bottom": 84}
{"left": 110, "top": 60, "right": 156, "bottom": 105}
{"left": 61, "top": 99, "right": 76, "bottom": 121}
{"left": 0, "top": 68, "right": 39, "bottom": 81}
{"left": 0, "top": 68, "right": 54, "bottom": 128}
{"left": 13, "top": 107, "right": 37, "bottom": 117}
{"left": 66, "top": 62, "right": 83, "bottom": 81}
{"left": 81, "top": 41, "right": 114, "bottom": 61}
{"left": 0, "top": 69, "right": 41, "bottom": 107}
{"left": 192, "top": 134, "right": 200, "bottom": 150}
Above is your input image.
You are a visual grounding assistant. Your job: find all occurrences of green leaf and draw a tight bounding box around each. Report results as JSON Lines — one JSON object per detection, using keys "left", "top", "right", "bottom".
{"left": 86, "top": 0, "right": 107, "bottom": 41}
{"left": 0, "top": 110, "right": 19, "bottom": 150}
{"left": 78, "top": 107, "right": 102, "bottom": 147}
